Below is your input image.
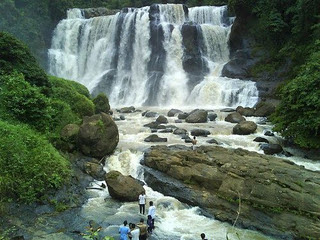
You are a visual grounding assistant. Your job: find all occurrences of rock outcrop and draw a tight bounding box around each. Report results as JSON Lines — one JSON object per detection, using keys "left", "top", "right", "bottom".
{"left": 105, "top": 171, "right": 144, "bottom": 201}
{"left": 78, "top": 113, "right": 119, "bottom": 158}
{"left": 143, "top": 145, "right": 320, "bottom": 239}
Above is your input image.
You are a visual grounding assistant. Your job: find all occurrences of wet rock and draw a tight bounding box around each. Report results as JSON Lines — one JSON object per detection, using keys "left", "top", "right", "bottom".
{"left": 191, "top": 129, "right": 211, "bottom": 137}
{"left": 178, "top": 112, "right": 189, "bottom": 119}
{"left": 175, "top": 120, "right": 183, "bottom": 123}
{"left": 118, "top": 106, "right": 135, "bottom": 113}
{"left": 264, "top": 130, "right": 275, "bottom": 136}
{"left": 184, "top": 136, "right": 192, "bottom": 143}
{"left": 143, "top": 145, "right": 320, "bottom": 239}
{"left": 120, "top": 115, "right": 125, "bottom": 120}
{"left": 173, "top": 128, "right": 188, "bottom": 135}
{"left": 144, "top": 134, "right": 167, "bottom": 142}
{"left": 225, "top": 112, "right": 246, "bottom": 123}
{"left": 159, "top": 129, "right": 173, "bottom": 133}
{"left": 84, "top": 159, "right": 106, "bottom": 181}
{"left": 233, "top": 121, "right": 257, "bottom": 135}
{"left": 254, "top": 101, "right": 276, "bottom": 117}
{"left": 207, "top": 139, "right": 219, "bottom": 144}
{"left": 208, "top": 113, "right": 217, "bottom": 121}
{"left": 236, "top": 106, "right": 255, "bottom": 117}
{"left": 185, "top": 109, "right": 208, "bottom": 123}
{"left": 156, "top": 115, "right": 168, "bottom": 124}
{"left": 105, "top": 171, "right": 144, "bottom": 202}
{"left": 144, "top": 121, "right": 159, "bottom": 129}
{"left": 156, "top": 124, "right": 166, "bottom": 129}
{"left": 220, "top": 108, "right": 235, "bottom": 112}
{"left": 82, "top": 8, "right": 119, "bottom": 18}
{"left": 260, "top": 143, "right": 283, "bottom": 155}
{"left": 78, "top": 113, "right": 119, "bottom": 158}
{"left": 167, "top": 108, "right": 183, "bottom": 117}
{"left": 145, "top": 112, "right": 158, "bottom": 118}
{"left": 253, "top": 137, "right": 269, "bottom": 144}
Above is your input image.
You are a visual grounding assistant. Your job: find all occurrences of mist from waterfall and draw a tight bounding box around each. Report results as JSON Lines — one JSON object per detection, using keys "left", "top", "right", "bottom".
{"left": 48, "top": 4, "right": 258, "bottom": 108}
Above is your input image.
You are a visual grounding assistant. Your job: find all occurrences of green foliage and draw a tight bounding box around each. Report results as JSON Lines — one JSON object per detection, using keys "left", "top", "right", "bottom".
{"left": 0, "top": 32, "right": 50, "bottom": 90}
{"left": 0, "top": 73, "right": 50, "bottom": 131}
{"left": 93, "top": 93, "right": 110, "bottom": 114}
{"left": 271, "top": 41, "right": 320, "bottom": 148}
{"left": 49, "top": 76, "right": 95, "bottom": 118}
{"left": 0, "top": 121, "right": 70, "bottom": 203}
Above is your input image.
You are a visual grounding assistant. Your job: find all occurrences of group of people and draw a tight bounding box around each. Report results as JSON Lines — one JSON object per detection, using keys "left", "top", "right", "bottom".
{"left": 119, "top": 192, "right": 211, "bottom": 240}
{"left": 119, "top": 192, "right": 156, "bottom": 240}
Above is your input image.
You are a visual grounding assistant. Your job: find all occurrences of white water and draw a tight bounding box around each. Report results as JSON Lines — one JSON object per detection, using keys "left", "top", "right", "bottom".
{"left": 79, "top": 108, "right": 319, "bottom": 240}
{"left": 49, "top": 5, "right": 258, "bottom": 108}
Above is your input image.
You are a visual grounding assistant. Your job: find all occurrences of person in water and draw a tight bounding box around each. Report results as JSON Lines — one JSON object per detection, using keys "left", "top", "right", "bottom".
{"left": 147, "top": 201, "right": 156, "bottom": 227}
{"left": 136, "top": 218, "right": 148, "bottom": 240}
{"left": 119, "top": 220, "right": 130, "bottom": 240}
{"left": 200, "top": 233, "right": 208, "bottom": 240}
{"left": 138, "top": 191, "right": 146, "bottom": 214}
{"left": 192, "top": 136, "right": 197, "bottom": 150}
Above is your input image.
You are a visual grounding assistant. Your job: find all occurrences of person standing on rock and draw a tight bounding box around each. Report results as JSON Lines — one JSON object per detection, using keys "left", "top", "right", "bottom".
{"left": 192, "top": 136, "right": 197, "bottom": 150}
{"left": 119, "top": 220, "right": 130, "bottom": 240}
{"left": 148, "top": 201, "right": 156, "bottom": 229}
{"left": 137, "top": 218, "right": 148, "bottom": 240}
{"left": 138, "top": 191, "right": 146, "bottom": 214}
{"left": 200, "top": 233, "right": 208, "bottom": 240}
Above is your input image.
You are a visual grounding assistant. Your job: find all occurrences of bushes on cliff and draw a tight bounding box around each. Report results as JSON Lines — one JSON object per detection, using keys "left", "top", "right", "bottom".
{"left": 272, "top": 42, "right": 320, "bottom": 148}
{"left": 0, "top": 121, "right": 70, "bottom": 203}
{"left": 49, "top": 76, "right": 94, "bottom": 118}
{"left": 0, "top": 32, "right": 50, "bottom": 91}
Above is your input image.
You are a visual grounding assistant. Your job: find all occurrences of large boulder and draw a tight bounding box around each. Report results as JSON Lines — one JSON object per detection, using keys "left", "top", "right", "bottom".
{"left": 167, "top": 109, "right": 183, "bottom": 117}
{"left": 254, "top": 101, "right": 276, "bottom": 117}
{"left": 105, "top": 171, "right": 144, "bottom": 201}
{"left": 143, "top": 145, "right": 320, "bottom": 239}
{"left": 225, "top": 112, "right": 246, "bottom": 123}
{"left": 118, "top": 106, "right": 135, "bottom": 113}
{"left": 236, "top": 106, "right": 255, "bottom": 117}
{"left": 233, "top": 121, "right": 257, "bottom": 135}
{"left": 84, "top": 159, "right": 106, "bottom": 181}
{"left": 260, "top": 144, "right": 283, "bottom": 155}
{"left": 191, "top": 129, "right": 211, "bottom": 137}
{"left": 156, "top": 115, "right": 168, "bottom": 124}
{"left": 185, "top": 109, "right": 208, "bottom": 123}
{"left": 78, "top": 113, "right": 119, "bottom": 158}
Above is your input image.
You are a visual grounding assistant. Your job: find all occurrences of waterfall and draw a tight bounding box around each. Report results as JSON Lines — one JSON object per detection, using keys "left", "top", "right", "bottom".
{"left": 49, "top": 4, "right": 258, "bottom": 108}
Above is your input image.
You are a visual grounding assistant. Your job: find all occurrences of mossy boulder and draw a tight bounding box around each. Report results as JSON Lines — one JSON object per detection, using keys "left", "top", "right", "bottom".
{"left": 78, "top": 113, "right": 119, "bottom": 158}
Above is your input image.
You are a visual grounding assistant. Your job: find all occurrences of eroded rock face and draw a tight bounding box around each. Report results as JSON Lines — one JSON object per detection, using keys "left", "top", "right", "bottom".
{"left": 78, "top": 113, "right": 119, "bottom": 158}
{"left": 105, "top": 171, "right": 144, "bottom": 201}
{"left": 143, "top": 145, "right": 320, "bottom": 239}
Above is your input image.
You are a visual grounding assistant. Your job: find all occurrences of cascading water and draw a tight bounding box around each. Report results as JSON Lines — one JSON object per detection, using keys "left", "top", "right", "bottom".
{"left": 48, "top": 4, "right": 258, "bottom": 108}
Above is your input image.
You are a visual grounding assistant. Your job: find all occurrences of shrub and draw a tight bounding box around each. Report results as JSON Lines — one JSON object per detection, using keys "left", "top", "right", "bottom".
{"left": 93, "top": 93, "right": 111, "bottom": 114}
{"left": 0, "top": 120, "right": 70, "bottom": 203}
{"left": 0, "top": 32, "right": 50, "bottom": 91}
{"left": 0, "top": 72, "right": 50, "bottom": 131}
{"left": 271, "top": 41, "right": 320, "bottom": 148}
{"left": 49, "top": 76, "right": 94, "bottom": 118}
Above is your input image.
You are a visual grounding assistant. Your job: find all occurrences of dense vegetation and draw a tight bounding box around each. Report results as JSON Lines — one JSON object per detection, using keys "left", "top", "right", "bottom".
{"left": 0, "top": 32, "right": 105, "bottom": 204}
{"left": 227, "top": 0, "right": 320, "bottom": 148}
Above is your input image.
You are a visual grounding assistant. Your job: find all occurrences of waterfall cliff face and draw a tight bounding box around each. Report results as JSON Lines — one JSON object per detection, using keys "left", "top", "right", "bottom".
{"left": 48, "top": 4, "right": 258, "bottom": 108}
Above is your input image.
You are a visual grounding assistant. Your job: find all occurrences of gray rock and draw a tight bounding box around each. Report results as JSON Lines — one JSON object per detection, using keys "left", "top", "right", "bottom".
{"left": 185, "top": 109, "right": 208, "bottom": 123}
{"left": 225, "top": 112, "right": 246, "bottom": 123}
{"left": 178, "top": 112, "right": 189, "bottom": 119}
{"left": 253, "top": 137, "right": 269, "bottom": 143}
{"left": 145, "top": 112, "right": 158, "bottom": 118}
{"left": 236, "top": 106, "right": 255, "bottom": 117}
{"left": 233, "top": 121, "right": 257, "bottom": 135}
{"left": 191, "top": 129, "right": 211, "bottom": 137}
{"left": 167, "top": 109, "right": 183, "bottom": 117}
{"left": 208, "top": 113, "right": 218, "bottom": 121}
{"left": 173, "top": 128, "right": 188, "bottom": 135}
{"left": 105, "top": 171, "right": 144, "bottom": 202}
{"left": 156, "top": 115, "right": 168, "bottom": 124}
{"left": 144, "top": 134, "right": 167, "bottom": 142}
{"left": 220, "top": 108, "right": 235, "bottom": 112}
{"left": 260, "top": 144, "right": 283, "bottom": 155}
{"left": 78, "top": 113, "right": 119, "bottom": 158}
{"left": 207, "top": 139, "right": 219, "bottom": 144}
{"left": 118, "top": 106, "right": 135, "bottom": 113}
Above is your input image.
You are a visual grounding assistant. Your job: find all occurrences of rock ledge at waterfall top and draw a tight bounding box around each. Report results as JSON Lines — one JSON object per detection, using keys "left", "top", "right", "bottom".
{"left": 143, "top": 145, "right": 320, "bottom": 239}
